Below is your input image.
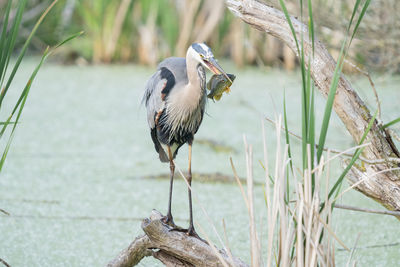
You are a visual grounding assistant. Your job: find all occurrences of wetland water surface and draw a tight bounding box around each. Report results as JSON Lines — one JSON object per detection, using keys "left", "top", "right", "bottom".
{"left": 0, "top": 59, "right": 400, "bottom": 266}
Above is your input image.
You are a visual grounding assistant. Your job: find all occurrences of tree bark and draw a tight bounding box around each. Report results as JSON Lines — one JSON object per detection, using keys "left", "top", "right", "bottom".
{"left": 225, "top": 0, "right": 400, "bottom": 213}
{"left": 107, "top": 210, "right": 249, "bottom": 267}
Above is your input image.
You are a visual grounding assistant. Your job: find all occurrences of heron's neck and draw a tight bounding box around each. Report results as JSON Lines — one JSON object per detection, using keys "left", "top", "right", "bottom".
{"left": 186, "top": 54, "right": 205, "bottom": 89}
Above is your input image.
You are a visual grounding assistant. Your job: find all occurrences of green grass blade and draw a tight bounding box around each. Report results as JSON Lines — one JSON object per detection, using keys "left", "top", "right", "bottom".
{"left": 0, "top": 0, "right": 26, "bottom": 89}
{"left": 306, "top": 57, "right": 313, "bottom": 144}
{"left": 310, "top": 84, "right": 315, "bottom": 151}
{"left": 307, "top": 0, "right": 315, "bottom": 54}
{"left": 278, "top": 0, "right": 301, "bottom": 55}
{"left": 309, "top": 84, "right": 315, "bottom": 190}
{"left": 0, "top": 115, "right": 14, "bottom": 139}
{"left": 382, "top": 117, "right": 400, "bottom": 129}
{"left": 317, "top": 0, "right": 371, "bottom": 163}
{"left": 328, "top": 110, "right": 378, "bottom": 200}
{"left": 0, "top": 31, "right": 82, "bottom": 139}
{"left": 0, "top": 0, "right": 13, "bottom": 81}
{"left": 350, "top": 0, "right": 371, "bottom": 43}
{"left": 283, "top": 92, "right": 292, "bottom": 203}
{"left": 347, "top": 0, "right": 361, "bottom": 32}
{"left": 316, "top": 40, "right": 347, "bottom": 162}
{"left": 0, "top": 82, "right": 32, "bottom": 139}
{"left": 0, "top": 47, "right": 49, "bottom": 172}
{"left": 300, "top": 54, "right": 308, "bottom": 169}
{"left": 0, "top": 0, "right": 58, "bottom": 108}
{"left": 54, "top": 31, "right": 85, "bottom": 49}
{"left": 328, "top": 148, "right": 363, "bottom": 201}
{"left": 279, "top": 0, "right": 310, "bottom": 170}
{"left": 283, "top": 92, "right": 293, "bottom": 173}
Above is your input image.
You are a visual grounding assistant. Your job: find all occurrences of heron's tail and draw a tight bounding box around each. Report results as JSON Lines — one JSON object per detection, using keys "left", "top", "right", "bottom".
{"left": 151, "top": 128, "right": 169, "bottom": 162}
{"left": 158, "top": 148, "right": 169, "bottom": 162}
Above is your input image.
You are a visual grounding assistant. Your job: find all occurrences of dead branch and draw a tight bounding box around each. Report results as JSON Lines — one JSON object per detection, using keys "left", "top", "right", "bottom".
{"left": 344, "top": 59, "right": 381, "bottom": 120}
{"left": 334, "top": 203, "right": 400, "bottom": 217}
{"left": 107, "top": 235, "right": 152, "bottom": 267}
{"left": 226, "top": 0, "right": 400, "bottom": 215}
{"left": 107, "top": 210, "right": 248, "bottom": 267}
{"left": 337, "top": 241, "right": 400, "bottom": 251}
{"left": 264, "top": 116, "right": 400, "bottom": 164}
{"left": 388, "top": 128, "right": 400, "bottom": 142}
{"left": 0, "top": 258, "right": 11, "bottom": 267}
{"left": 0, "top": 208, "right": 10, "bottom": 215}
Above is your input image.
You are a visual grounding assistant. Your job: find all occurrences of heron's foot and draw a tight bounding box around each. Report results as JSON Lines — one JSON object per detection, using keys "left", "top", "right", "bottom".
{"left": 161, "top": 214, "right": 178, "bottom": 228}
{"left": 169, "top": 226, "right": 208, "bottom": 244}
{"left": 187, "top": 226, "right": 208, "bottom": 244}
{"left": 167, "top": 225, "right": 186, "bottom": 232}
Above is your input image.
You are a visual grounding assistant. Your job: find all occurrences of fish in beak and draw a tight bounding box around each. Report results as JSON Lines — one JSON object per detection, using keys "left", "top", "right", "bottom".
{"left": 203, "top": 57, "right": 232, "bottom": 83}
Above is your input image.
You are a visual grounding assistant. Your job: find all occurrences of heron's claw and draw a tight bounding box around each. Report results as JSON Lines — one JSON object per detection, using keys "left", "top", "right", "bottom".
{"left": 167, "top": 225, "right": 186, "bottom": 232}
{"left": 187, "top": 226, "right": 208, "bottom": 244}
{"left": 161, "top": 214, "right": 177, "bottom": 228}
{"left": 169, "top": 226, "right": 208, "bottom": 244}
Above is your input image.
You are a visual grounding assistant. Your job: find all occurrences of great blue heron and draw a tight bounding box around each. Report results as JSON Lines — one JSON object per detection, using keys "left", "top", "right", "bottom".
{"left": 143, "top": 43, "right": 230, "bottom": 238}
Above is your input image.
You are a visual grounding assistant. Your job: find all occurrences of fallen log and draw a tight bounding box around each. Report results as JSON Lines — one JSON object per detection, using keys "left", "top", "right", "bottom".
{"left": 107, "top": 210, "right": 248, "bottom": 267}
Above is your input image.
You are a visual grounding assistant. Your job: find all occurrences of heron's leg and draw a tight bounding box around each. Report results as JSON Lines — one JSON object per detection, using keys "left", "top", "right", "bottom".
{"left": 167, "top": 142, "right": 206, "bottom": 242}
{"left": 187, "top": 143, "right": 194, "bottom": 229}
{"left": 162, "top": 146, "right": 176, "bottom": 227}
{"left": 187, "top": 142, "right": 200, "bottom": 238}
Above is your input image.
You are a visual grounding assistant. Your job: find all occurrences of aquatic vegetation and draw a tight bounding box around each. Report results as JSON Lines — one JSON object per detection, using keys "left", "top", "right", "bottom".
{"left": 2, "top": 0, "right": 397, "bottom": 71}
{"left": 0, "top": 0, "right": 81, "bottom": 173}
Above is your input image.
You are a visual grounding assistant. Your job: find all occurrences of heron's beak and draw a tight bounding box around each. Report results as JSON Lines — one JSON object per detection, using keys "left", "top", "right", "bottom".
{"left": 203, "top": 57, "right": 232, "bottom": 83}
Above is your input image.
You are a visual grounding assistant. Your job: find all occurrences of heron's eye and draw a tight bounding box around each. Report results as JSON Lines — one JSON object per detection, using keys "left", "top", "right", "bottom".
{"left": 200, "top": 54, "right": 204, "bottom": 58}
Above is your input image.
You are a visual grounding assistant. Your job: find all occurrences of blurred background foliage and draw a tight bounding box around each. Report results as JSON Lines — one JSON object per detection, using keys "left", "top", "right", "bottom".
{"left": 1, "top": 0, "right": 399, "bottom": 72}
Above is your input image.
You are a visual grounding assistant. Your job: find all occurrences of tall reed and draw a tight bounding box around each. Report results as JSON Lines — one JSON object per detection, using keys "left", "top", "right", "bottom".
{"left": 231, "top": 0, "right": 374, "bottom": 265}
{"left": 279, "top": 0, "right": 372, "bottom": 201}
{"left": 7, "top": 0, "right": 396, "bottom": 71}
{"left": 0, "top": 0, "right": 82, "bottom": 173}
{"left": 233, "top": 118, "right": 359, "bottom": 266}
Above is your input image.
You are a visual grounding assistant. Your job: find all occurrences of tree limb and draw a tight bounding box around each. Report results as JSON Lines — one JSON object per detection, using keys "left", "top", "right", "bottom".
{"left": 107, "top": 210, "right": 248, "bottom": 267}
{"left": 334, "top": 203, "right": 400, "bottom": 217}
{"left": 264, "top": 116, "right": 400, "bottom": 164}
{"left": 107, "top": 235, "right": 152, "bottom": 267}
{"left": 0, "top": 258, "right": 11, "bottom": 267}
{"left": 225, "top": 0, "right": 400, "bottom": 214}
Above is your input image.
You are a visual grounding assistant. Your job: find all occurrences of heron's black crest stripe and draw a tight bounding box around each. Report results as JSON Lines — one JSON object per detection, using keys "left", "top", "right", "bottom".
{"left": 160, "top": 67, "right": 175, "bottom": 100}
{"left": 191, "top": 43, "right": 207, "bottom": 55}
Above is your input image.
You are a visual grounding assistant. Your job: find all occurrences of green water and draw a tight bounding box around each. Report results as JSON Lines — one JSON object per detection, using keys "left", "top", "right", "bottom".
{"left": 0, "top": 59, "right": 399, "bottom": 266}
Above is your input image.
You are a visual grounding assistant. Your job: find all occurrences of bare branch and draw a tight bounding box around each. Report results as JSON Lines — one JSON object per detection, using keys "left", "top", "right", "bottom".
{"left": 107, "top": 235, "right": 152, "bottom": 267}
{"left": 226, "top": 0, "right": 400, "bottom": 214}
{"left": 0, "top": 258, "right": 11, "bottom": 267}
{"left": 107, "top": 210, "right": 248, "bottom": 267}
{"left": 388, "top": 128, "right": 400, "bottom": 142}
{"left": 334, "top": 203, "right": 400, "bottom": 217}
{"left": 265, "top": 116, "right": 400, "bottom": 164}
{"left": 344, "top": 59, "right": 381, "bottom": 120}
{"left": 0, "top": 208, "right": 10, "bottom": 215}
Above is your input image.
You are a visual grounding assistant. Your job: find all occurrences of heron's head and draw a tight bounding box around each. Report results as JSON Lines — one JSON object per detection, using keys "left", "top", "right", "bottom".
{"left": 188, "top": 43, "right": 231, "bottom": 82}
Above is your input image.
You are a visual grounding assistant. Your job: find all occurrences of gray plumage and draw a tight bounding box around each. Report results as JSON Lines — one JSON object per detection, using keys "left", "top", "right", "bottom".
{"left": 143, "top": 54, "right": 207, "bottom": 162}
{"left": 141, "top": 43, "right": 229, "bottom": 238}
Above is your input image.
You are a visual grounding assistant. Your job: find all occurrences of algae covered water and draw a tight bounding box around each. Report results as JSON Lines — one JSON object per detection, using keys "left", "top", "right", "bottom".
{"left": 0, "top": 59, "right": 399, "bottom": 266}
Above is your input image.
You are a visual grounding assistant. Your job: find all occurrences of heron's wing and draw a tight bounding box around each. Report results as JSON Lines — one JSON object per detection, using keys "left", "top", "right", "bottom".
{"left": 143, "top": 67, "right": 177, "bottom": 163}
{"left": 142, "top": 69, "right": 171, "bottom": 129}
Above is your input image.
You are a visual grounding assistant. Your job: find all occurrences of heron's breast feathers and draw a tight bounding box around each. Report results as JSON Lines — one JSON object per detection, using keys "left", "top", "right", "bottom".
{"left": 146, "top": 60, "right": 206, "bottom": 145}
{"left": 158, "top": 85, "right": 205, "bottom": 142}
